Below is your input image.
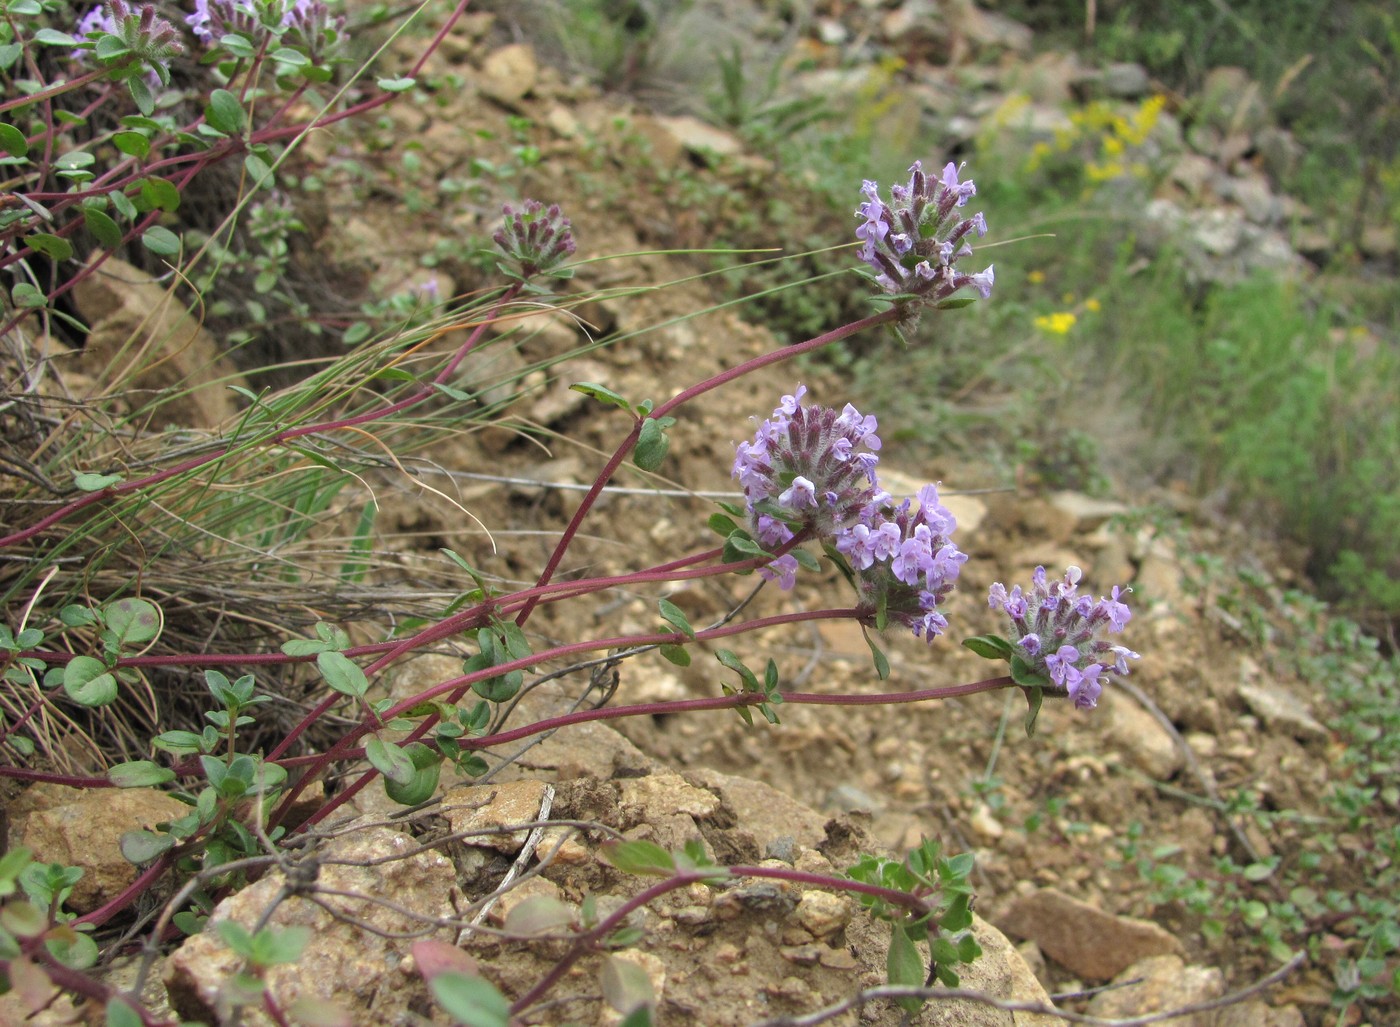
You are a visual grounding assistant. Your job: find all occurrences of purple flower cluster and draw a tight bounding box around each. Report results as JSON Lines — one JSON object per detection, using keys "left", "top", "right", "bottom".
{"left": 855, "top": 160, "right": 994, "bottom": 316}
{"left": 186, "top": 0, "right": 343, "bottom": 61}
{"left": 733, "top": 386, "right": 966, "bottom": 639}
{"left": 73, "top": 0, "right": 182, "bottom": 66}
{"left": 988, "top": 566, "right": 1139, "bottom": 709}
{"left": 493, "top": 200, "right": 577, "bottom": 281}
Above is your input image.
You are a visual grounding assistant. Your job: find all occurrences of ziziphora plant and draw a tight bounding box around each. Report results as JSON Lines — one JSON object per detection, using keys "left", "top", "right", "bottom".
{"left": 0, "top": 159, "right": 1146, "bottom": 1023}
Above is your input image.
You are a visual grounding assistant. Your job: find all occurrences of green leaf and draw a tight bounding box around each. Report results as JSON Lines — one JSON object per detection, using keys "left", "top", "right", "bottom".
{"left": 598, "top": 840, "right": 675, "bottom": 877}
{"left": 365, "top": 737, "right": 416, "bottom": 786}
{"left": 1009, "top": 655, "right": 1049, "bottom": 689}
{"left": 0, "top": 123, "right": 28, "bottom": 158}
{"left": 138, "top": 176, "right": 180, "bottom": 213}
{"left": 45, "top": 929, "right": 98, "bottom": 970}
{"left": 383, "top": 744, "right": 441, "bottom": 806}
{"left": 62, "top": 656, "right": 118, "bottom": 707}
{"left": 886, "top": 923, "right": 927, "bottom": 1014}
{"left": 250, "top": 924, "right": 310, "bottom": 967}
{"left": 430, "top": 972, "right": 512, "bottom": 1027}
{"left": 204, "top": 88, "right": 246, "bottom": 136}
{"left": 106, "top": 997, "right": 145, "bottom": 1027}
{"left": 1022, "top": 685, "right": 1044, "bottom": 737}
{"left": 25, "top": 233, "right": 72, "bottom": 261}
{"left": 54, "top": 150, "right": 95, "bottom": 172}
{"left": 633, "top": 416, "right": 673, "bottom": 472}
{"left": 83, "top": 207, "right": 123, "bottom": 249}
{"left": 140, "top": 225, "right": 181, "bottom": 257}
{"left": 126, "top": 74, "right": 154, "bottom": 116}
{"left": 216, "top": 920, "right": 254, "bottom": 957}
{"left": 433, "top": 382, "right": 474, "bottom": 402}
{"left": 504, "top": 895, "right": 574, "bottom": 936}
{"left": 865, "top": 633, "right": 890, "bottom": 680}
{"left": 110, "top": 190, "right": 137, "bottom": 221}
{"left": 707, "top": 512, "right": 739, "bottom": 536}
{"left": 244, "top": 152, "right": 274, "bottom": 189}
{"left": 658, "top": 644, "right": 690, "bottom": 667}
{"left": 73, "top": 471, "right": 122, "bottom": 491}
{"left": 0, "top": 900, "right": 47, "bottom": 938}
{"left": 281, "top": 639, "right": 330, "bottom": 656}
{"left": 571, "top": 382, "right": 631, "bottom": 411}
{"left": 107, "top": 760, "right": 174, "bottom": 788}
{"left": 317, "top": 650, "right": 369, "bottom": 698}
{"left": 119, "top": 829, "right": 174, "bottom": 864}
{"left": 657, "top": 598, "right": 694, "bottom": 639}
{"left": 962, "top": 634, "right": 1014, "bottom": 660}
{"left": 376, "top": 76, "right": 417, "bottom": 92}
{"left": 103, "top": 597, "right": 161, "bottom": 648}
{"left": 34, "top": 28, "right": 77, "bottom": 45}
{"left": 600, "top": 953, "right": 655, "bottom": 1015}
{"left": 11, "top": 283, "right": 47, "bottom": 309}
{"left": 112, "top": 130, "right": 150, "bottom": 158}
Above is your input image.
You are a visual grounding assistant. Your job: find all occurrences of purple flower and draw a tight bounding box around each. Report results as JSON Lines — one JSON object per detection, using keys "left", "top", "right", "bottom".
{"left": 734, "top": 389, "right": 965, "bottom": 640}
{"left": 854, "top": 160, "right": 994, "bottom": 326}
{"left": 987, "top": 565, "right": 1139, "bottom": 708}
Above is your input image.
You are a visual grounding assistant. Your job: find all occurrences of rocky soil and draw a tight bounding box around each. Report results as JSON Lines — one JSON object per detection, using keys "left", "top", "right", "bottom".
{"left": 2, "top": 2, "right": 1386, "bottom": 1025}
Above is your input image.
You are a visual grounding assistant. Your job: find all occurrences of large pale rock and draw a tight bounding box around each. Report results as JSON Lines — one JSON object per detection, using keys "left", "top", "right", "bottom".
{"left": 164, "top": 824, "right": 456, "bottom": 1025}
{"left": 72, "top": 257, "right": 245, "bottom": 428}
{"left": 10, "top": 784, "right": 187, "bottom": 912}
{"left": 998, "top": 888, "right": 1184, "bottom": 981}
{"left": 1087, "top": 953, "right": 1223, "bottom": 1026}
{"left": 1103, "top": 691, "right": 1184, "bottom": 779}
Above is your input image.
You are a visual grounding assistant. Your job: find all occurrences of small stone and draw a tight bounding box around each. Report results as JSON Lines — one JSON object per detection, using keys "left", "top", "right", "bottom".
{"left": 998, "top": 888, "right": 1184, "bottom": 981}
{"left": 1087, "top": 954, "right": 1223, "bottom": 1025}
{"left": 969, "top": 803, "right": 1005, "bottom": 841}
{"left": 1236, "top": 682, "right": 1327, "bottom": 741}
{"left": 478, "top": 43, "right": 537, "bottom": 106}
{"left": 778, "top": 944, "right": 822, "bottom": 967}
{"left": 793, "top": 891, "right": 852, "bottom": 939}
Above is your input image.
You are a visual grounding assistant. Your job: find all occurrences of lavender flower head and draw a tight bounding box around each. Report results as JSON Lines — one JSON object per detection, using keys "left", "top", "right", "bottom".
{"left": 836, "top": 483, "right": 967, "bottom": 641}
{"left": 988, "top": 566, "right": 1139, "bottom": 709}
{"left": 855, "top": 160, "right": 994, "bottom": 322}
{"left": 493, "top": 200, "right": 577, "bottom": 281}
{"left": 733, "top": 387, "right": 965, "bottom": 639}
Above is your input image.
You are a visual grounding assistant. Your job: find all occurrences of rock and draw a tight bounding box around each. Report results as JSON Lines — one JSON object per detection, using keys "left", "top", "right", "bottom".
{"left": 1049, "top": 491, "right": 1130, "bottom": 532}
{"left": 1214, "top": 1000, "right": 1306, "bottom": 1027}
{"left": 685, "top": 768, "right": 829, "bottom": 853}
{"left": 1236, "top": 681, "right": 1327, "bottom": 742}
{"left": 792, "top": 891, "right": 852, "bottom": 940}
{"left": 619, "top": 771, "right": 720, "bottom": 819}
{"left": 72, "top": 257, "right": 246, "bottom": 429}
{"left": 1100, "top": 61, "right": 1151, "bottom": 97}
{"left": 441, "top": 779, "right": 552, "bottom": 854}
{"left": 10, "top": 784, "right": 187, "bottom": 913}
{"left": 478, "top": 43, "right": 537, "bottom": 106}
{"left": 1103, "top": 691, "right": 1184, "bottom": 779}
{"left": 653, "top": 115, "right": 743, "bottom": 162}
{"left": 1086, "top": 954, "right": 1223, "bottom": 1026}
{"left": 823, "top": 783, "right": 882, "bottom": 814}
{"left": 164, "top": 824, "right": 456, "bottom": 1025}
{"left": 998, "top": 888, "right": 1185, "bottom": 981}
